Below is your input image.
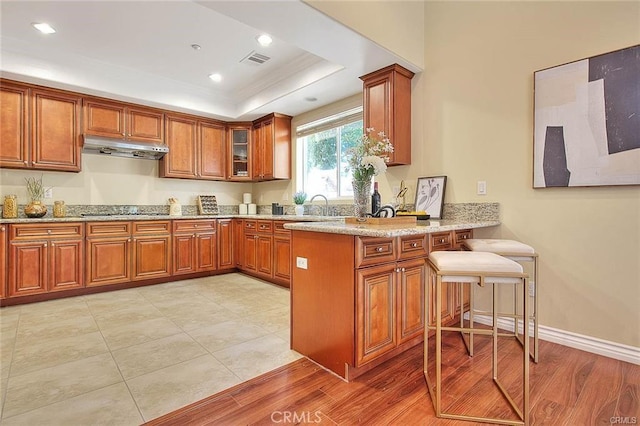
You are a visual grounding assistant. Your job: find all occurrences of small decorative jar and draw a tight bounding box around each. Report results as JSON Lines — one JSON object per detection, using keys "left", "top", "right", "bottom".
{"left": 3, "top": 195, "right": 18, "bottom": 218}
{"left": 53, "top": 200, "right": 66, "bottom": 218}
{"left": 24, "top": 200, "right": 47, "bottom": 218}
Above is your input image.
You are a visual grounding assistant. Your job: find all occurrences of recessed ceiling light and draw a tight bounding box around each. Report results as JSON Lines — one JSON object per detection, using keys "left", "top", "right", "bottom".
{"left": 32, "top": 22, "right": 56, "bottom": 34}
{"left": 304, "top": 96, "right": 318, "bottom": 102}
{"left": 191, "top": 44, "right": 201, "bottom": 51}
{"left": 256, "top": 34, "right": 272, "bottom": 47}
{"left": 208, "top": 73, "right": 222, "bottom": 83}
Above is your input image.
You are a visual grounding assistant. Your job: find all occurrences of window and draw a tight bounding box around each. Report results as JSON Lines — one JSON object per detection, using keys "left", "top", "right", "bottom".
{"left": 297, "top": 107, "right": 363, "bottom": 199}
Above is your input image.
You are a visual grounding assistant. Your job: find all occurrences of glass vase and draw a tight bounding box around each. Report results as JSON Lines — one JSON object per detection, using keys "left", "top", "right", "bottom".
{"left": 352, "top": 177, "right": 372, "bottom": 218}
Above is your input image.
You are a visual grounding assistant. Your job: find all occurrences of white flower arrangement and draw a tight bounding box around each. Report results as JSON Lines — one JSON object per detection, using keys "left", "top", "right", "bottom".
{"left": 346, "top": 128, "right": 394, "bottom": 182}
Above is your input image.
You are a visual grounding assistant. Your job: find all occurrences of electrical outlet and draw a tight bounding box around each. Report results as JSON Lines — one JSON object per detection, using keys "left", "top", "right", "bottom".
{"left": 44, "top": 188, "right": 53, "bottom": 199}
{"left": 296, "top": 256, "right": 308, "bottom": 270}
{"left": 477, "top": 181, "right": 487, "bottom": 195}
{"left": 283, "top": 193, "right": 289, "bottom": 201}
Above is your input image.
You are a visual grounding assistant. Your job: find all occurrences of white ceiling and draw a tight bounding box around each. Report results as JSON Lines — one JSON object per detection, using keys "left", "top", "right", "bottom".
{"left": 0, "top": 0, "right": 421, "bottom": 122}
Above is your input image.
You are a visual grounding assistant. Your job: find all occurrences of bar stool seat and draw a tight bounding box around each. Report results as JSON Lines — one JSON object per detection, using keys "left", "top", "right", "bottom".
{"left": 424, "top": 251, "right": 529, "bottom": 425}
{"left": 462, "top": 239, "right": 539, "bottom": 362}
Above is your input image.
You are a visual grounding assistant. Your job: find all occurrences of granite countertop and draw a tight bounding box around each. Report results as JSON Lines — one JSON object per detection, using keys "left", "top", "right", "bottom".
{"left": 284, "top": 219, "right": 501, "bottom": 237}
{"left": 0, "top": 214, "right": 347, "bottom": 224}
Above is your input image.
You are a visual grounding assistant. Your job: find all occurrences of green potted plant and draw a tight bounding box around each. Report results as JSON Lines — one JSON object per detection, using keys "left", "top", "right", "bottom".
{"left": 293, "top": 191, "right": 307, "bottom": 216}
{"left": 24, "top": 175, "right": 49, "bottom": 218}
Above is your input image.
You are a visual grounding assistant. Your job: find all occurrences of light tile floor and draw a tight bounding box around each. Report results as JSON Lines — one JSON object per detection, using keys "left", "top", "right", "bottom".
{"left": 0, "top": 273, "right": 301, "bottom": 425}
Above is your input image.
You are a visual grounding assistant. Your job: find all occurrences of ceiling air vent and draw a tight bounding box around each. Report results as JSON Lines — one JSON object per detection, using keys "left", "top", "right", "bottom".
{"left": 240, "top": 51, "right": 271, "bottom": 66}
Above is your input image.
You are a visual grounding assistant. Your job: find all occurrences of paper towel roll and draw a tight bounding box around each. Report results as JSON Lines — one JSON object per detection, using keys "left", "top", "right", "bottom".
{"left": 243, "top": 193, "right": 252, "bottom": 204}
{"left": 239, "top": 204, "right": 248, "bottom": 215}
{"left": 248, "top": 203, "right": 257, "bottom": 215}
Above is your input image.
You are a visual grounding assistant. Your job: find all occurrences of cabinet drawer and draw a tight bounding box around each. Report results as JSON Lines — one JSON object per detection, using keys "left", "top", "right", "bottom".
{"left": 133, "top": 220, "right": 171, "bottom": 235}
{"left": 429, "top": 232, "right": 453, "bottom": 251}
{"left": 244, "top": 220, "right": 257, "bottom": 232}
{"left": 398, "top": 235, "right": 428, "bottom": 260}
{"left": 356, "top": 237, "right": 396, "bottom": 267}
{"left": 454, "top": 229, "right": 473, "bottom": 247}
{"left": 10, "top": 223, "right": 84, "bottom": 240}
{"left": 256, "top": 220, "right": 273, "bottom": 234}
{"left": 172, "top": 220, "right": 216, "bottom": 233}
{"left": 86, "top": 221, "right": 131, "bottom": 238}
{"left": 273, "top": 221, "right": 290, "bottom": 235}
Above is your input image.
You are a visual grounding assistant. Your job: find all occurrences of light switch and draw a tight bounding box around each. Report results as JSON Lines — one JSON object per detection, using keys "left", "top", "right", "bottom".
{"left": 296, "top": 257, "right": 308, "bottom": 270}
{"left": 477, "top": 181, "right": 487, "bottom": 195}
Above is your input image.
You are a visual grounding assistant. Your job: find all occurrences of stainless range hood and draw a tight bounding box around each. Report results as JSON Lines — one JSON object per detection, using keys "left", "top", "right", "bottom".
{"left": 82, "top": 136, "right": 169, "bottom": 160}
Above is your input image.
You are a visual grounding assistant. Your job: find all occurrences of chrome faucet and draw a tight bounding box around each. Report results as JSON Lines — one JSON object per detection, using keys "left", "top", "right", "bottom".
{"left": 309, "top": 194, "right": 329, "bottom": 216}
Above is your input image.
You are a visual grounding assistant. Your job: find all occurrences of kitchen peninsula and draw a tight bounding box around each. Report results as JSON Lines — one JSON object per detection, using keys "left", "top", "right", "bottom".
{"left": 285, "top": 218, "right": 499, "bottom": 381}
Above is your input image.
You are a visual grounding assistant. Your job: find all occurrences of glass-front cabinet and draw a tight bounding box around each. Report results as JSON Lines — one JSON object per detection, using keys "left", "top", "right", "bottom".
{"left": 227, "top": 124, "right": 252, "bottom": 181}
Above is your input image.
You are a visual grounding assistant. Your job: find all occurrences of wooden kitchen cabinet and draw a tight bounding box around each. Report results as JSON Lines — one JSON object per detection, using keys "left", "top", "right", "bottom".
{"left": 83, "top": 97, "right": 164, "bottom": 143}
{"left": 0, "top": 225, "right": 7, "bottom": 299}
{"left": 161, "top": 114, "right": 225, "bottom": 180}
{"left": 86, "top": 221, "right": 132, "bottom": 287}
{"left": 233, "top": 219, "right": 244, "bottom": 268}
{"left": 8, "top": 223, "right": 84, "bottom": 297}
{"left": 241, "top": 220, "right": 273, "bottom": 281}
{"left": 0, "top": 80, "right": 82, "bottom": 172}
{"left": 132, "top": 221, "right": 171, "bottom": 281}
{"left": 251, "top": 113, "right": 291, "bottom": 181}
{"left": 172, "top": 220, "right": 216, "bottom": 275}
{"left": 272, "top": 221, "right": 291, "bottom": 287}
{"left": 360, "top": 64, "right": 414, "bottom": 166}
{"left": 217, "top": 219, "right": 234, "bottom": 270}
{"left": 227, "top": 124, "right": 252, "bottom": 181}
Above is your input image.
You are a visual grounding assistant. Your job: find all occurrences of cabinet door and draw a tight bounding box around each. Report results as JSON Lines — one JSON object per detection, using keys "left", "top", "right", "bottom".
{"left": 200, "top": 121, "right": 226, "bottom": 180}
{"left": 361, "top": 64, "right": 413, "bottom": 166}
{"left": 228, "top": 125, "right": 251, "bottom": 180}
{"left": 356, "top": 263, "right": 397, "bottom": 366}
{"left": 196, "top": 232, "right": 217, "bottom": 272}
{"left": 260, "top": 119, "right": 274, "bottom": 180}
{"left": 234, "top": 219, "right": 244, "bottom": 268}
{"left": 273, "top": 235, "right": 291, "bottom": 287}
{"left": 127, "top": 106, "right": 163, "bottom": 143}
{"left": 251, "top": 123, "right": 263, "bottom": 179}
{"left": 83, "top": 98, "right": 126, "bottom": 138}
{"left": 31, "top": 88, "right": 82, "bottom": 171}
{"left": 86, "top": 238, "right": 131, "bottom": 286}
{"left": 217, "top": 219, "right": 234, "bottom": 269}
{"left": 8, "top": 240, "right": 48, "bottom": 297}
{"left": 243, "top": 234, "right": 257, "bottom": 272}
{"left": 0, "top": 225, "right": 6, "bottom": 299}
{"left": 256, "top": 235, "right": 273, "bottom": 277}
{"left": 397, "top": 258, "right": 425, "bottom": 343}
{"left": 0, "top": 82, "right": 29, "bottom": 169}
{"left": 49, "top": 239, "right": 84, "bottom": 292}
{"left": 161, "top": 114, "right": 198, "bottom": 178}
{"left": 173, "top": 234, "right": 196, "bottom": 275}
{"left": 132, "top": 235, "right": 171, "bottom": 280}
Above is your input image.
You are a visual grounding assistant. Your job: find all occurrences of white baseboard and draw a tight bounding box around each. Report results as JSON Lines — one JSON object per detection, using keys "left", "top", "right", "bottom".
{"left": 466, "top": 314, "right": 640, "bottom": 365}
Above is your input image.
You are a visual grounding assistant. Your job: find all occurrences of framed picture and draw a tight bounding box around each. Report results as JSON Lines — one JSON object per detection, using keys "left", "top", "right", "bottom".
{"left": 533, "top": 44, "right": 640, "bottom": 188}
{"left": 415, "top": 176, "right": 447, "bottom": 219}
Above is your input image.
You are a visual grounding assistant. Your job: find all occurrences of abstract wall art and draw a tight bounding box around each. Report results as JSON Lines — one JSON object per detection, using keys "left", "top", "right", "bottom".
{"left": 415, "top": 176, "right": 446, "bottom": 219}
{"left": 533, "top": 45, "right": 640, "bottom": 188}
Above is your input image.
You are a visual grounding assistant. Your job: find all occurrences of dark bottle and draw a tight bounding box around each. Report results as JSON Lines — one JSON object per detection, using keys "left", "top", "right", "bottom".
{"left": 371, "top": 181, "right": 381, "bottom": 215}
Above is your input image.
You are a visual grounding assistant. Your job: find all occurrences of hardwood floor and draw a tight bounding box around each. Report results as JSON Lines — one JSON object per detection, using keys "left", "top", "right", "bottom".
{"left": 145, "top": 332, "right": 639, "bottom": 425}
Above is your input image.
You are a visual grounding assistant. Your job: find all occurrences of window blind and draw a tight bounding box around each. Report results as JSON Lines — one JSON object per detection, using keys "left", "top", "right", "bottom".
{"left": 296, "top": 106, "right": 363, "bottom": 138}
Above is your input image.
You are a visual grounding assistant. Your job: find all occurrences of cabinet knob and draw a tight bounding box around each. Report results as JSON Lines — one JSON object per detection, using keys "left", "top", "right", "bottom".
{"left": 375, "top": 247, "right": 383, "bottom": 252}
{"left": 0, "top": 226, "right": 5, "bottom": 231}
{"left": 439, "top": 238, "right": 445, "bottom": 243}
{"left": 47, "top": 230, "right": 52, "bottom": 234}
{"left": 401, "top": 267, "right": 406, "bottom": 272}
{"left": 51, "top": 242, "right": 55, "bottom": 247}
{"left": 411, "top": 242, "right": 418, "bottom": 248}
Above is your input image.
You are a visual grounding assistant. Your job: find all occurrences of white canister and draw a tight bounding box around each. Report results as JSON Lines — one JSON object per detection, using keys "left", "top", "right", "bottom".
{"left": 248, "top": 203, "right": 257, "bottom": 215}
{"left": 239, "top": 204, "right": 248, "bottom": 215}
{"left": 243, "top": 193, "right": 252, "bottom": 204}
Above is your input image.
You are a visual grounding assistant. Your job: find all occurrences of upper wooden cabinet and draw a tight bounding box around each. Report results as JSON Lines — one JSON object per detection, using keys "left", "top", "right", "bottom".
{"left": 160, "top": 113, "right": 226, "bottom": 180}
{"left": 252, "top": 113, "right": 292, "bottom": 181}
{"left": 0, "top": 80, "right": 82, "bottom": 172}
{"left": 83, "top": 97, "right": 164, "bottom": 143}
{"left": 360, "top": 64, "right": 414, "bottom": 166}
{"left": 227, "top": 124, "right": 252, "bottom": 181}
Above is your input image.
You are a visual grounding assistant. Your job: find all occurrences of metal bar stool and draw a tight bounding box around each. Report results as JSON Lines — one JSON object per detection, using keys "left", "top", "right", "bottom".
{"left": 424, "top": 251, "right": 529, "bottom": 425}
{"left": 462, "top": 239, "right": 539, "bottom": 362}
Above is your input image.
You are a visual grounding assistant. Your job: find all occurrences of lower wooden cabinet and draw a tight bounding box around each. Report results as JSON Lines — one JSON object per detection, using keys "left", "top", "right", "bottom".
{"left": 172, "top": 220, "right": 216, "bottom": 275}
{"left": 86, "top": 222, "right": 132, "bottom": 287}
{"left": 239, "top": 219, "right": 291, "bottom": 286}
{"left": 132, "top": 221, "right": 171, "bottom": 281}
{"left": 217, "top": 219, "right": 234, "bottom": 270}
{"left": 8, "top": 223, "right": 84, "bottom": 296}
